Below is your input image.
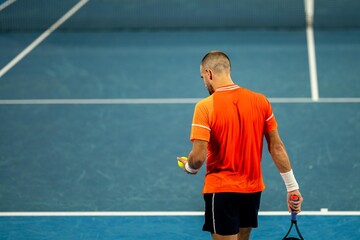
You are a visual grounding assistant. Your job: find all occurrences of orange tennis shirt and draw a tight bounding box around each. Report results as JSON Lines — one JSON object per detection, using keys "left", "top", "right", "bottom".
{"left": 190, "top": 84, "right": 277, "bottom": 194}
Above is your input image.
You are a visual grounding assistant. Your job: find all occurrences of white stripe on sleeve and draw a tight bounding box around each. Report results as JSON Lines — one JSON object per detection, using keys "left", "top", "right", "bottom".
{"left": 192, "top": 124, "right": 211, "bottom": 131}
{"left": 266, "top": 113, "right": 274, "bottom": 122}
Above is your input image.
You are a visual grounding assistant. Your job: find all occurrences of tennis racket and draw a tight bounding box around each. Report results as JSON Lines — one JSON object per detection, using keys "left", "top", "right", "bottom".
{"left": 282, "top": 195, "right": 304, "bottom": 240}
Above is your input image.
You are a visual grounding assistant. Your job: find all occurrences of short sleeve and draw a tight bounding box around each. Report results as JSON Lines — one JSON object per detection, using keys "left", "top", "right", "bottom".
{"left": 264, "top": 98, "right": 278, "bottom": 133}
{"left": 190, "top": 100, "right": 211, "bottom": 142}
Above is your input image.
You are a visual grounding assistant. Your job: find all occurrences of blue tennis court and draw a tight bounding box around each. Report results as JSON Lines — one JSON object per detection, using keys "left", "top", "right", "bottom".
{"left": 0, "top": 0, "right": 359, "bottom": 239}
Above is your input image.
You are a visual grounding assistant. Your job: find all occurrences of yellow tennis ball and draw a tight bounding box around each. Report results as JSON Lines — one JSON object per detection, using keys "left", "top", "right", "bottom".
{"left": 178, "top": 156, "right": 187, "bottom": 169}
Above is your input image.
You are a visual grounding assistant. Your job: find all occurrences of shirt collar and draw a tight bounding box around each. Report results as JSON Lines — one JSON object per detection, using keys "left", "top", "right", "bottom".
{"left": 216, "top": 84, "right": 240, "bottom": 92}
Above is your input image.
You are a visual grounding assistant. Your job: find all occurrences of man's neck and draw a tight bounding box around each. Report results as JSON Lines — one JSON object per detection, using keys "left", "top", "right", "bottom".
{"left": 212, "top": 77, "right": 234, "bottom": 91}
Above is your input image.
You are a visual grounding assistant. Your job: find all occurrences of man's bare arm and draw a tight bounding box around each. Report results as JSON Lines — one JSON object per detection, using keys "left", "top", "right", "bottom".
{"left": 265, "top": 129, "right": 303, "bottom": 213}
{"left": 178, "top": 139, "right": 207, "bottom": 174}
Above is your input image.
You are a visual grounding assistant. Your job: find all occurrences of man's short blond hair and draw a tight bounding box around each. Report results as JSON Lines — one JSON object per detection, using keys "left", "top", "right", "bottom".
{"left": 201, "top": 51, "right": 231, "bottom": 74}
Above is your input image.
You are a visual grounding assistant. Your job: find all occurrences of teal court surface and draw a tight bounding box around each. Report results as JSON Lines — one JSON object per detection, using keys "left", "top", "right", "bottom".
{"left": 0, "top": 0, "right": 359, "bottom": 239}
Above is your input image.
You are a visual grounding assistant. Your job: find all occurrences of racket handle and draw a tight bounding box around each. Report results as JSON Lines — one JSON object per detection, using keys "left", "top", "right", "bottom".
{"left": 290, "top": 195, "right": 299, "bottom": 221}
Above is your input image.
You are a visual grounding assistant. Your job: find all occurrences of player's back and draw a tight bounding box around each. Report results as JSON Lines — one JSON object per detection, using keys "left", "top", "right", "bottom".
{"left": 204, "top": 85, "right": 271, "bottom": 193}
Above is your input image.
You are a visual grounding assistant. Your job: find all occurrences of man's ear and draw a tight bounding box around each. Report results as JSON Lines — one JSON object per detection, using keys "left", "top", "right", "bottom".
{"left": 207, "top": 69, "right": 213, "bottom": 80}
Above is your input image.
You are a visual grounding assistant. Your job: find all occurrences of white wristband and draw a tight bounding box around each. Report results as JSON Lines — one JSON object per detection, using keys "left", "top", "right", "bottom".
{"left": 185, "top": 162, "right": 198, "bottom": 174}
{"left": 280, "top": 170, "right": 299, "bottom": 192}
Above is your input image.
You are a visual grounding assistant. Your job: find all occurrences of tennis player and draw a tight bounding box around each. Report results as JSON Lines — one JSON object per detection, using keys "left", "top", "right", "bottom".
{"left": 178, "top": 51, "right": 303, "bottom": 240}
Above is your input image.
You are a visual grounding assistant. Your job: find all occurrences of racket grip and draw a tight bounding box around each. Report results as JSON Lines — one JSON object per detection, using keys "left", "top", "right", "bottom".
{"left": 290, "top": 195, "right": 299, "bottom": 221}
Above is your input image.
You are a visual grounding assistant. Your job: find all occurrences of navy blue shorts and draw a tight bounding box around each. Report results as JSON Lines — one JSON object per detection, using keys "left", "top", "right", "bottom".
{"left": 202, "top": 192, "right": 262, "bottom": 235}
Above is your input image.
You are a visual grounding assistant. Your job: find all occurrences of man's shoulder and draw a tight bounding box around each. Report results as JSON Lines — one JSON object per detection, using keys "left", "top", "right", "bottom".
{"left": 196, "top": 95, "right": 213, "bottom": 107}
{"left": 239, "top": 87, "right": 268, "bottom": 101}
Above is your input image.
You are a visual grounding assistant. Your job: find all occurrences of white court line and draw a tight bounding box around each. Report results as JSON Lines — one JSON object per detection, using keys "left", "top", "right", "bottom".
{"left": 0, "top": 98, "right": 359, "bottom": 105}
{"left": 0, "top": 0, "right": 16, "bottom": 11}
{"left": 0, "top": 98, "right": 201, "bottom": 105}
{"left": 0, "top": 211, "right": 359, "bottom": 217}
{"left": 304, "top": 0, "right": 319, "bottom": 102}
{"left": 0, "top": 0, "right": 89, "bottom": 78}
{"left": 306, "top": 26, "right": 319, "bottom": 102}
{"left": 271, "top": 98, "right": 360, "bottom": 103}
